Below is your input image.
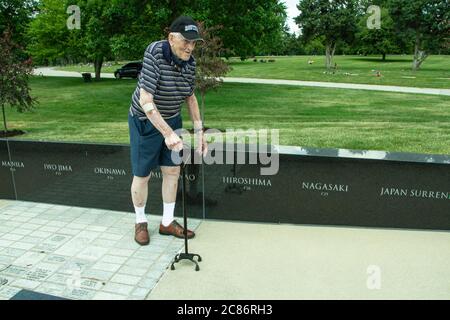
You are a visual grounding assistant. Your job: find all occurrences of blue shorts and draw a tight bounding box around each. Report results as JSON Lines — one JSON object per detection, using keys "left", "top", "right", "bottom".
{"left": 128, "top": 112, "right": 182, "bottom": 177}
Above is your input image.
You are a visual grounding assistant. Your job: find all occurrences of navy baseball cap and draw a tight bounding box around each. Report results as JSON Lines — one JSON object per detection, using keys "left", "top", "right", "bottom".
{"left": 169, "top": 16, "right": 203, "bottom": 41}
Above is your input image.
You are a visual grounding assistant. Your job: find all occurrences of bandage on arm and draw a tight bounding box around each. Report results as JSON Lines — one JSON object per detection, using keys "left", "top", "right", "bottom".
{"left": 139, "top": 89, "right": 182, "bottom": 151}
{"left": 140, "top": 88, "right": 174, "bottom": 138}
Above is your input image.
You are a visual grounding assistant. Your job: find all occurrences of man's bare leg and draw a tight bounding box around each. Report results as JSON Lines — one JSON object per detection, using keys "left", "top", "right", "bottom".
{"left": 131, "top": 174, "right": 151, "bottom": 223}
{"left": 161, "top": 166, "right": 180, "bottom": 226}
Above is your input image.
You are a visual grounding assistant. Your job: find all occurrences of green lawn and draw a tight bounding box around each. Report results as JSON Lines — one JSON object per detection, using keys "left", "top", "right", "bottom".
{"left": 3, "top": 76, "right": 449, "bottom": 155}
{"left": 55, "top": 55, "right": 450, "bottom": 89}
{"left": 226, "top": 55, "right": 450, "bottom": 89}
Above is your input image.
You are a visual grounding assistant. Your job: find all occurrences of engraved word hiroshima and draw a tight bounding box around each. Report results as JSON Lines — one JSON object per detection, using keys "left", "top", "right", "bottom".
{"left": 222, "top": 176, "right": 272, "bottom": 187}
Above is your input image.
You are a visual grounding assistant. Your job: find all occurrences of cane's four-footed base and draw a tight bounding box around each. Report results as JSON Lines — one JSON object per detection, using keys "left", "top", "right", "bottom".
{"left": 171, "top": 253, "right": 202, "bottom": 271}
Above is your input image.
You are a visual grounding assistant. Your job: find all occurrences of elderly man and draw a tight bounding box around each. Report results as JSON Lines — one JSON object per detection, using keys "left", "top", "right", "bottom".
{"left": 128, "top": 16, "right": 207, "bottom": 245}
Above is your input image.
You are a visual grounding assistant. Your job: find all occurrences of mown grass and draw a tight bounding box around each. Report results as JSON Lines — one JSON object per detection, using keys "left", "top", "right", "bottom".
{"left": 3, "top": 76, "right": 449, "bottom": 155}
{"left": 226, "top": 55, "right": 450, "bottom": 89}
{"left": 55, "top": 55, "right": 450, "bottom": 88}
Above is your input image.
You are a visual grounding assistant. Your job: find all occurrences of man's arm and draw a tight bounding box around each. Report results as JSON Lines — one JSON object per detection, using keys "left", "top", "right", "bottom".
{"left": 186, "top": 94, "right": 208, "bottom": 156}
{"left": 140, "top": 88, "right": 182, "bottom": 151}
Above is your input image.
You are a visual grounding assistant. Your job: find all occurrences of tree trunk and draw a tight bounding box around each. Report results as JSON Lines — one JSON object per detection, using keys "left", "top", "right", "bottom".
{"left": 94, "top": 56, "right": 103, "bottom": 80}
{"left": 382, "top": 53, "right": 386, "bottom": 61}
{"left": 2, "top": 105, "right": 7, "bottom": 132}
{"left": 412, "top": 34, "right": 428, "bottom": 71}
{"left": 325, "top": 43, "right": 336, "bottom": 70}
{"left": 325, "top": 45, "right": 331, "bottom": 69}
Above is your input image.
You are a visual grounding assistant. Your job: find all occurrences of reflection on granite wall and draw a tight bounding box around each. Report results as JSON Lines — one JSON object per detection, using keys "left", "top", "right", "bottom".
{"left": 145, "top": 149, "right": 204, "bottom": 219}
{"left": 1, "top": 139, "right": 449, "bottom": 230}
{"left": 0, "top": 140, "right": 15, "bottom": 199}
{"left": 203, "top": 146, "right": 450, "bottom": 231}
{"left": 4, "top": 140, "right": 203, "bottom": 219}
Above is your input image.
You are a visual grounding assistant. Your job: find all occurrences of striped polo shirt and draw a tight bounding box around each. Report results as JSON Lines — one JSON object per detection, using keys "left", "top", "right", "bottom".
{"left": 129, "top": 40, "right": 196, "bottom": 120}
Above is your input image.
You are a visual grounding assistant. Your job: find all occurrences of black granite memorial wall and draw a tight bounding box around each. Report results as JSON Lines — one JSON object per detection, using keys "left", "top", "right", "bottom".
{"left": 1, "top": 139, "right": 448, "bottom": 230}
{"left": 2, "top": 139, "right": 203, "bottom": 219}
{"left": 0, "top": 140, "right": 16, "bottom": 200}
{"left": 7, "top": 140, "right": 131, "bottom": 211}
{"left": 203, "top": 149, "right": 450, "bottom": 230}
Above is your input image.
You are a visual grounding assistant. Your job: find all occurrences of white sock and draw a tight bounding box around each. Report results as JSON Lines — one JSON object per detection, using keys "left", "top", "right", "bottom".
{"left": 134, "top": 205, "right": 148, "bottom": 224}
{"left": 161, "top": 202, "right": 175, "bottom": 227}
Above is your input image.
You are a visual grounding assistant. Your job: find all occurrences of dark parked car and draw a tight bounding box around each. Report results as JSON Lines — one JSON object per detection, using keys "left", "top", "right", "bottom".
{"left": 114, "top": 62, "right": 142, "bottom": 79}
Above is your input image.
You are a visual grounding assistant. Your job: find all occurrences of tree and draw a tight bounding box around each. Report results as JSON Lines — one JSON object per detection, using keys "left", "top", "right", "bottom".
{"left": 0, "top": 29, "right": 35, "bottom": 133}
{"left": 356, "top": 6, "right": 399, "bottom": 60}
{"left": 303, "top": 36, "right": 325, "bottom": 55}
{"left": 81, "top": 0, "right": 113, "bottom": 79}
{"left": 254, "top": 3, "right": 288, "bottom": 56}
{"left": 295, "top": 0, "right": 358, "bottom": 69}
{"left": 389, "top": 0, "right": 449, "bottom": 70}
{"left": 27, "top": 0, "right": 169, "bottom": 77}
{"left": 107, "top": 0, "right": 174, "bottom": 61}
{"left": 210, "top": 0, "right": 287, "bottom": 59}
{"left": 26, "top": 0, "right": 287, "bottom": 70}
{"left": 193, "top": 22, "right": 231, "bottom": 114}
{"left": 82, "top": 0, "right": 178, "bottom": 78}
{"left": 26, "top": 0, "right": 73, "bottom": 66}
{"left": 0, "top": 0, "right": 38, "bottom": 48}
{"left": 278, "top": 31, "right": 305, "bottom": 56}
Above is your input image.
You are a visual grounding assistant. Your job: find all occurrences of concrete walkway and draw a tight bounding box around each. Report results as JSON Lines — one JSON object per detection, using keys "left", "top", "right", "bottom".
{"left": 33, "top": 67, "right": 115, "bottom": 79}
{"left": 0, "top": 200, "right": 201, "bottom": 300}
{"left": 33, "top": 67, "right": 450, "bottom": 96}
{"left": 0, "top": 199, "right": 449, "bottom": 300}
{"left": 222, "top": 77, "right": 450, "bottom": 96}
{"left": 149, "top": 220, "right": 450, "bottom": 300}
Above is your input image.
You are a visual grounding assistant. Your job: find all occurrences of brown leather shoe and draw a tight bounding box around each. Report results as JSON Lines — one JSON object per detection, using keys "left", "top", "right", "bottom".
{"left": 159, "top": 220, "right": 195, "bottom": 239}
{"left": 135, "top": 222, "right": 149, "bottom": 245}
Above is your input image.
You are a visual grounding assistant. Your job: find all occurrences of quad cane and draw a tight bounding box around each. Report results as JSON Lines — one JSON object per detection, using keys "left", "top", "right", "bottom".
{"left": 171, "top": 145, "right": 202, "bottom": 271}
